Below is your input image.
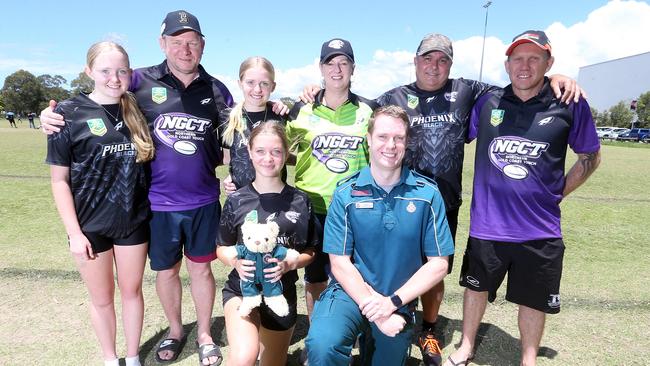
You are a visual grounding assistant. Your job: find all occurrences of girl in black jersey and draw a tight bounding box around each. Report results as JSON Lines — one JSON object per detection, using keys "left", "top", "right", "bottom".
{"left": 217, "top": 121, "right": 317, "bottom": 366}
{"left": 46, "top": 42, "right": 154, "bottom": 366}
{"left": 221, "top": 56, "right": 287, "bottom": 189}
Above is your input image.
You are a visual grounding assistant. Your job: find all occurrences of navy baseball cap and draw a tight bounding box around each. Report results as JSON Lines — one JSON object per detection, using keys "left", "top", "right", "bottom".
{"left": 320, "top": 38, "right": 354, "bottom": 63}
{"left": 506, "top": 30, "right": 552, "bottom": 56}
{"left": 161, "top": 10, "right": 204, "bottom": 37}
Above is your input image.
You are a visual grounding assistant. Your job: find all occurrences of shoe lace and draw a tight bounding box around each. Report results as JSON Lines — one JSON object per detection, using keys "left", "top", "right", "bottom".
{"left": 420, "top": 334, "right": 442, "bottom": 355}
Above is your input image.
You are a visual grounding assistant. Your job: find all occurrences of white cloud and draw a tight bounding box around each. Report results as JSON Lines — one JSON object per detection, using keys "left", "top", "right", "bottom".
{"left": 271, "top": 0, "right": 650, "bottom": 100}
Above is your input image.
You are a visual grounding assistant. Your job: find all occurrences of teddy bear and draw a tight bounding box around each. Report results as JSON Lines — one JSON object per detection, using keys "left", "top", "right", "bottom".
{"left": 236, "top": 213, "right": 299, "bottom": 317}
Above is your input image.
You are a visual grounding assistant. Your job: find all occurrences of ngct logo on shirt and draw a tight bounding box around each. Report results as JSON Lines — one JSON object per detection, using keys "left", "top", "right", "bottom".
{"left": 153, "top": 113, "right": 212, "bottom": 155}
{"left": 488, "top": 136, "right": 549, "bottom": 180}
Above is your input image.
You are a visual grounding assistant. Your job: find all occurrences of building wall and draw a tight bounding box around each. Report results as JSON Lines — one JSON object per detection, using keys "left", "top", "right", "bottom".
{"left": 577, "top": 52, "right": 650, "bottom": 112}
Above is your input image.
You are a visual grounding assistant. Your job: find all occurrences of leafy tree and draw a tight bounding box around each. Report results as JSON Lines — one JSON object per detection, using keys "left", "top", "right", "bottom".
{"left": 280, "top": 97, "right": 295, "bottom": 111}
{"left": 608, "top": 101, "right": 634, "bottom": 128}
{"left": 37, "top": 74, "right": 70, "bottom": 110}
{"left": 589, "top": 106, "right": 602, "bottom": 126}
{"left": 0, "top": 70, "right": 43, "bottom": 114}
{"left": 70, "top": 72, "right": 93, "bottom": 95}
{"left": 634, "top": 91, "right": 650, "bottom": 128}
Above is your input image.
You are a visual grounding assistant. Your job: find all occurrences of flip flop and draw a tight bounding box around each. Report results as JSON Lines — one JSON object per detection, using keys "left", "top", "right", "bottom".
{"left": 197, "top": 342, "right": 223, "bottom": 366}
{"left": 446, "top": 354, "right": 474, "bottom": 366}
{"left": 155, "top": 336, "right": 187, "bottom": 364}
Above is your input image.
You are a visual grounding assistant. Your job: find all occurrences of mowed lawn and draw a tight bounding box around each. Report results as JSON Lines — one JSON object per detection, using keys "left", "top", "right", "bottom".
{"left": 1, "top": 123, "right": 649, "bottom": 365}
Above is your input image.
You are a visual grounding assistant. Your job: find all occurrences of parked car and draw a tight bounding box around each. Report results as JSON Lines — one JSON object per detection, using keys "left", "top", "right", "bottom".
{"left": 596, "top": 126, "right": 615, "bottom": 138}
{"left": 601, "top": 128, "right": 629, "bottom": 140}
{"left": 617, "top": 128, "right": 650, "bottom": 142}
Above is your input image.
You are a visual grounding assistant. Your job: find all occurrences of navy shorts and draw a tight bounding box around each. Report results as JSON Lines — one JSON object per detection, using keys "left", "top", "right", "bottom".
{"left": 459, "top": 236, "right": 565, "bottom": 314}
{"left": 304, "top": 213, "right": 328, "bottom": 283}
{"left": 222, "top": 278, "right": 298, "bottom": 331}
{"left": 83, "top": 221, "right": 150, "bottom": 254}
{"left": 149, "top": 201, "right": 220, "bottom": 271}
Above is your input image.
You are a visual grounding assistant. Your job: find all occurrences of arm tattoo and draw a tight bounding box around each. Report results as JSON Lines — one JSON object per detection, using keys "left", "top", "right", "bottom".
{"left": 579, "top": 152, "right": 599, "bottom": 178}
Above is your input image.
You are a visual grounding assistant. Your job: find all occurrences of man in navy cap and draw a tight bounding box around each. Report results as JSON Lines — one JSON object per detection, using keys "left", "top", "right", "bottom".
{"left": 444, "top": 30, "right": 600, "bottom": 366}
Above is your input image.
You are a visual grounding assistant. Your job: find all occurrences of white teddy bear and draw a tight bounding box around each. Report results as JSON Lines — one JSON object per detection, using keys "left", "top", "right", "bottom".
{"left": 236, "top": 219, "right": 299, "bottom": 317}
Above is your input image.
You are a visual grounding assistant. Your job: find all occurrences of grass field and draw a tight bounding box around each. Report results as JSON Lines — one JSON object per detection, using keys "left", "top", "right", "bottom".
{"left": 1, "top": 121, "right": 649, "bottom": 365}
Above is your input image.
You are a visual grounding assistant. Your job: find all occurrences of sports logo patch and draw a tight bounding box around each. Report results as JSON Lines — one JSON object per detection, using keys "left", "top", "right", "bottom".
{"left": 407, "top": 94, "right": 419, "bottom": 109}
{"left": 490, "top": 109, "right": 505, "bottom": 126}
{"left": 86, "top": 118, "right": 107, "bottom": 136}
{"left": 444, "top": 92, "right": 458, "bottom": 102}
{"left": 538, "top": 116, "right": 554, "bottom": 126}
{"left": 152, "top": 87, "right": 167, "bottom": 104}
{"left": 406, "top": 201, "right": 416, "bottom": 213}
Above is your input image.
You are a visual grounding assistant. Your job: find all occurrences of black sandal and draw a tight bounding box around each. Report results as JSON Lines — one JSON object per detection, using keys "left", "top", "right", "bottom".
{"left": 155, "top": 336, "right": 186, "bottom": 364}
{"left": 197, "top": 342, "right": 223, "bottom": 366}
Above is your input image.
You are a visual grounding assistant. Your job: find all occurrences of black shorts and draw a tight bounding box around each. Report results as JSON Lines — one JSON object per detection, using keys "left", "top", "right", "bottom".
{"left": 445, "top": 206, "right": 459, "bottom": 274}
{"left": 304, "top": 212, "right": 328, "bottom": 283}
{"left": 459, "top": 236, "right": 564, "bottom": 314}
{"left": 222, "top": 277, "right": 298, "bottom": 331}
{"left": 83, "top": 221, "right": 150, "bottom": 254}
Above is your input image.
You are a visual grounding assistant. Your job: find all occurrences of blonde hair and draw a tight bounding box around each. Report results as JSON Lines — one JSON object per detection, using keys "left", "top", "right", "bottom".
{"left": 87, "top": 41, "right": 155, "bottom": 162}
{"left": 222, "top": 56, "right": 276, "bottom": 147}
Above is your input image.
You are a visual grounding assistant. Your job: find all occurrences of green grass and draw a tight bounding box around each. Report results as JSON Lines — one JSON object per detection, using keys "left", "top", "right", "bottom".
{"left": 1, "top": 126, "right": 649, "bottom": 365}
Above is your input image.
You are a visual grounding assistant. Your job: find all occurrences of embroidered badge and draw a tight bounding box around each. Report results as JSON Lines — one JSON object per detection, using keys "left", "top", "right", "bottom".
{"left": 490, "top": 109, "right": 505, "bottom": 126}
{"left": 86, "top": 118, "right": 107, "bottom": 136}
{"left": 152, "top": 87, "right": 167, "bottom": 104}
{"left": 407, "top": 94, "right": 419, "bottom": 109}
{"left": 406, "top": 201, "right": 416, "bottom": 213}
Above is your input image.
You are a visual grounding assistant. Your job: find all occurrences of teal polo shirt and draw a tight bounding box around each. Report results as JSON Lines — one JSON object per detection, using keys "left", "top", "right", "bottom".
{"left": 324, "top": 166, "right": 454, "bottom": 296}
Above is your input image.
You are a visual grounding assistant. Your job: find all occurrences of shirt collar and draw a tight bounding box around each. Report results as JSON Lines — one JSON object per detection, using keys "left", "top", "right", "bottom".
{"left": 354, "top": 166, "right": 418, "bottom": 190}
{"left": 313, "top": 89, "right": 360, "bottom": 108}
{"left": 503, "top": 77, "right": 554, "bottom": 104}
{"left": 154, "top": 60, "right": 210, "bottom": 87}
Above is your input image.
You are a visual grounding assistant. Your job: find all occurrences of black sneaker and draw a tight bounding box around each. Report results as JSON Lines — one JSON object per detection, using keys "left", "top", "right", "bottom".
{"left": 418, "top": 329, "right": 443, "bottom": 366}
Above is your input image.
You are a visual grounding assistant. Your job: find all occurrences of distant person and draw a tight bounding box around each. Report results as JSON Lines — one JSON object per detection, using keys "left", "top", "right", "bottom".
{"left": 444, "top": 30, "right": 600, "bottom": 366}
{"left": 7, "top": 112, "right": 16, "bottom": 128}
{"left": 46, "top": 41, "right": 154, "bottom": 366}
{"left": 40, "top": 10, "right": 235, "bottom": 366}
{"left": 217, "top": 121, "right": 317, "bottom": 366}
{"left": 305, "top": 105, "right": 454, "bottom": 366}
{"left": 28, "top": 112, "right": 36, "bottom": 129}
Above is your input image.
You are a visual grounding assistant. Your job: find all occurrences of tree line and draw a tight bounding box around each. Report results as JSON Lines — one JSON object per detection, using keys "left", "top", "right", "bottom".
{"left": 0, "top": 70, "right": 93, "bottom": 115}
{"left": 591, "top": 91, "right": 650, "bottom": 128}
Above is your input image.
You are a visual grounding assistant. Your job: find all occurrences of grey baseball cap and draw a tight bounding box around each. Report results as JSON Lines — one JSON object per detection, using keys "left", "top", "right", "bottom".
{"left": 416, "top": 33, "right": 453, "bottom": 60}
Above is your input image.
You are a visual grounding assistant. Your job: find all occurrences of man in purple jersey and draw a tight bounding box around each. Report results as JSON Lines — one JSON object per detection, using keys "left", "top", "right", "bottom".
{"left": 444, "top": 31, "right": 601, "bottom": 366}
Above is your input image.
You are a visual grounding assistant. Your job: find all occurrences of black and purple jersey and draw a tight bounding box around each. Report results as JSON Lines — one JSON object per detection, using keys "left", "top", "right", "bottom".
{"left": 468, "top": 79, "right": 600, "bottom": 242}
{"left": 218, "top": 184, "right": 318, "bottom": 288}
{"left": 376, "top": 79, "right": 496, "bottom": 211}
{"left": 46, "top": 93, "right": 149, "bottom": 238}
{"left": 219, "top": 102, "right": 287, "bottom": 189}
{"left": 132, "top": 62, "right": 233, "bottom": 211}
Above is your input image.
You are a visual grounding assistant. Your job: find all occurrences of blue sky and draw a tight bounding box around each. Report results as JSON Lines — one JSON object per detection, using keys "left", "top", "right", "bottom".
{"left": 2, "top": 0, "right": 649, "bottom": 100}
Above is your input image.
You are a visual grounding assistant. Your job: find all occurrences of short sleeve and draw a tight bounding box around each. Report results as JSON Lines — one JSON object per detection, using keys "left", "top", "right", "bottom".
{"left": 217, "top": 197, "right": 238, "bottom": 246}
{"left": 423, "top": 193, "right": 455, "bottom": 257}
{"left": 323, "top": 189, "right": 354, "bottom": 256}
{"left": 45, "top": 105, "right": 72, "bottom": 166}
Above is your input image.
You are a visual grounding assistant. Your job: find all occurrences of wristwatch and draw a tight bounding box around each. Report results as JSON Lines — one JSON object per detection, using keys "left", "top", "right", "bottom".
{"left": 390, "top": 293, "right": 403, "bottom": 308}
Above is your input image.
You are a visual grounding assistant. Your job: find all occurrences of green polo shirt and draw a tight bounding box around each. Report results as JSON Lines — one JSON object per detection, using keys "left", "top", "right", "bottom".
{"left": 286, "top": 91, "right": 376, "bottom": 214}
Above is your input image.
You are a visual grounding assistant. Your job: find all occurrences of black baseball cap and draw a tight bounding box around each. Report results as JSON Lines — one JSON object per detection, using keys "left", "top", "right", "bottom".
{"left": 506, "top": 30, "right": 552, "bottom": 56}
{"left": 161, "top": 10, "right": 204, "bottom": 37}
{"left": 320, "top": 38, "right": 354, "bottom": 63}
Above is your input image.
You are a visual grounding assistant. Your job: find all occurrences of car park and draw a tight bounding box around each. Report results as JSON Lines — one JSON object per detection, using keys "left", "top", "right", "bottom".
{"left": 601, "top": 128, "right": 629, "bottom": 140}
{"left": 616, "top": 128, "right": 650, "bottom": 142}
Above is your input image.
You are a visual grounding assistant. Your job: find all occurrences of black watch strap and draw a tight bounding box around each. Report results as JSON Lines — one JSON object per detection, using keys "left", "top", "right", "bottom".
{"left": 390, "top": 293, "right": 403, "bottom": 308}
